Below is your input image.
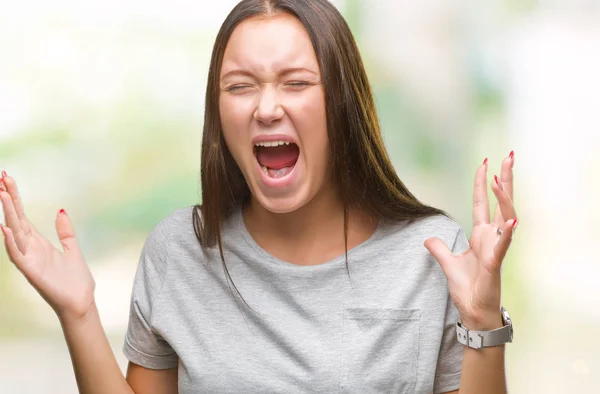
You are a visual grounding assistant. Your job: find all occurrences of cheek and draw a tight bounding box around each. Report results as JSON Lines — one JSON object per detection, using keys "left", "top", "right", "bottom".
{"left": 219, "top": 97, "right": 254, "bottom": 157}
{"left": 288, "top": 91, "right": 329, "bottom": 165}
{"left": 219, "top": 97, "right": 251, "bottom": 133}
{"left": 287, "top": 89, "right": 327, "bottom": 132}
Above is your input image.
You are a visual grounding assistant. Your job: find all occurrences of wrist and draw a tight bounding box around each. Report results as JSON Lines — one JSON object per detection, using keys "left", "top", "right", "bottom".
{"left": 460, "top": 309, "right": 504, "bottom": 331}
{"left": 58, "top": 301, "right": 99, "bottom": 329}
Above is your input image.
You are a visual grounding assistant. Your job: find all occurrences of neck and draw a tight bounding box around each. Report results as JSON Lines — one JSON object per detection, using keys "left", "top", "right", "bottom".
{"left": 242, "top": 190, "right": 377, "bottom": 266}
{"left": 246, "top": 194, "right": 343, "bottom": 239}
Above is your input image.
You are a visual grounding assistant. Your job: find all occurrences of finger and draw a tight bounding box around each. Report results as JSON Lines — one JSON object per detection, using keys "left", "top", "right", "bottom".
{"left": 503, "top": 151, "right": 515, "bottom": 200}
{"left": 1, "top": 174, "right": 34, "bottom": 236}
{"left": 0, "top": 170, "right": 6, "bottom": 192}
{"left": 493, "top": 218, "right": 518, "bottom": 269}
{"left": 492, "top": 152, "right": 514, "bottom": 224}
{"left": 1, "top": 173, "right": 26, "bottom": 221}
{"left": 473, "top": 158, "right": 490, "bottom": 226}
{"left": 491, "top": 174, "right": 517, "bottom": 224}
{"left": 0, "top": 191, "right": 27, "bottom": 253}
{"left": 56, "top": 209, "right": 80, "bottom": 254}
{"left": 424, "top": 237, "right": 455, "bottom": 277}
{"left": 1, "top": 224, "right": 25, "bottom": 267}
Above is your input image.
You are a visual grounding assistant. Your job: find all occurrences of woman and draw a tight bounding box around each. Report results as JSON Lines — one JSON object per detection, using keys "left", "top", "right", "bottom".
{"left": 0, "top": 0, "right": 517, "bottom": 393}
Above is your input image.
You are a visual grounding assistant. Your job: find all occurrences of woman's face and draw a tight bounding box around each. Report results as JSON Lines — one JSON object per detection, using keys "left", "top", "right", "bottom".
{"left": 219, "top": 13, "right": 330, "bottom": 214}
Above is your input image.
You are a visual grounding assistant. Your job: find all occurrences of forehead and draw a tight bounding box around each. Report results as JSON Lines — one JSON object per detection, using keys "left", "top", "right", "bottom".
{"left": 221, "top": 13, "right": 319, "bottom": 77}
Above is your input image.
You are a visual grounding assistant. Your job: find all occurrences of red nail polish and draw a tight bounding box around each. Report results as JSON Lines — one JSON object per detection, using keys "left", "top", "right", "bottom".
{"left": 1, "top": 170, "right": 6, "bottom": 179}
{"left": 509, "top": 151, "right": 514, "bottom": 160}
{"left": 483, "top": 158, "right": 488, "bottom": 166}
{"left": 58, "top": 209, "right": 66, "bottom": 216}
{"left": 494, "top": 175, "right": 504, "bottom": 190}
{"left": 511, "top": 219, "right": 518, "bottom": 229}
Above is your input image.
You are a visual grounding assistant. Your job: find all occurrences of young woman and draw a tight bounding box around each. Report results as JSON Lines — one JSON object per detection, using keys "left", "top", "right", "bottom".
{"left": 0, "top": 0, "right": 517, "bottom": 393}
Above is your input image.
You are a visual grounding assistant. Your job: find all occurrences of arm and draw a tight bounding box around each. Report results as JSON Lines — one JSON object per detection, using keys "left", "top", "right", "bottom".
{"left": 126, "top": 362, "right": 178, "bottom": 394}
{"left": 60, "top": 304, "right": 135, "bottom": 394}
{"left": 440, "top": 315, "right": 506, "bottom": 394}
{"left": 0, "top": 173, "right": 177, "bottom": 394}
{"left": 425, "top": 152, "right": 517, "bottom": 394}
{"left": 61, "top": 303, "right": 178, "bottom": 393}
{"left": 457, "top": 313, "right": 507, "bottom": 393}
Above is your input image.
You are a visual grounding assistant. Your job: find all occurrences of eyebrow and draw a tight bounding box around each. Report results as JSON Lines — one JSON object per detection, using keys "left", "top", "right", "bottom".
{"left": 221, "top": 67, "right": 318, "bottom": 80}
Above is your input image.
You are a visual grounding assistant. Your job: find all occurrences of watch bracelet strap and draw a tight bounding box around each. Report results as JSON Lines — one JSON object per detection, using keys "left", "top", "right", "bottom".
{"left": 456, "top": 321, "right": 512, "bottom": 349}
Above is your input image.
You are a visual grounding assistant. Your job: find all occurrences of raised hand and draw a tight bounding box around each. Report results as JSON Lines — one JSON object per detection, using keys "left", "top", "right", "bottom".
{"left": 0, "top": 171, "right": 95, "bottom": 322}
{"left": 424, "top": 152, "right": 517, "bottom": 329}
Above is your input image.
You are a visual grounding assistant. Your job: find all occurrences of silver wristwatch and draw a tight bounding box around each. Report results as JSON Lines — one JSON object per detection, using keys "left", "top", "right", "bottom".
{"left": 456, "top": 307, "right": 513, "bottom": 349}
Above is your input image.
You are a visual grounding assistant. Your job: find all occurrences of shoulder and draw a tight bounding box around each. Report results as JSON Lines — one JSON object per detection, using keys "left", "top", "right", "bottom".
{"left": 139, "top": 206, "right": 197, "bottom": 270}
{"left": 381, "top": 214, "right": 465, "bottom": 244}
{"left": 133, "top": 206, "right": 198, "bottom": 297}
{"left": 155, "top": 206, "right": 196, "bottom": 233}
{"left": 145, "top": 206, "right": 196, "bottom": 246}
{"left": 377, "top": 214, "right": 469, "bottom": 254}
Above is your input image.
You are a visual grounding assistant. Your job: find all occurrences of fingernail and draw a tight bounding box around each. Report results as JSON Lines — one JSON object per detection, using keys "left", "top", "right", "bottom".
{"left": 509, "top": 150, "right": 514, "bottom": 160}
{"left": 511, "top": 218, "right": 518, "bottom": 229}
{"left": 494, "top": 175, "right": 504, "bottom": 190}
{"left": 1, "top": 170, "right": 6, "bottom": 179}
{"left": 483, "top": 157, "right": 488, "bottom": 166}
{"left": 0, "top": 224, "right": 5, "bottom": 236}
{"left": 58, "top": 209, "right": 66, "bottom": 217}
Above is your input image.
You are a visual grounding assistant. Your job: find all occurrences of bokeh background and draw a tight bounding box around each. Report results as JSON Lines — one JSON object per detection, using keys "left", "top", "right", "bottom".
{"left": 1, "top": 0, "right": 599, "bottom": 393}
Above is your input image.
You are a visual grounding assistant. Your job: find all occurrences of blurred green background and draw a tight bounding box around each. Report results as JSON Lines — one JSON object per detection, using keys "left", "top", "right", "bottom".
{"left": 1, "top": 0, "right": 599, "bottom": 393}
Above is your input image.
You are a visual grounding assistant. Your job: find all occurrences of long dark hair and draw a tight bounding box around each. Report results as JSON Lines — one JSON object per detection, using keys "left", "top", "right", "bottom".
{"left": 193, "top": 0, "right": 446, "bottom": 303}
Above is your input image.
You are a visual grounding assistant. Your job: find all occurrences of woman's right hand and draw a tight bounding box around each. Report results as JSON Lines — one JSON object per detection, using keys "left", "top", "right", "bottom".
{"left": 1, "top": 171, "right": 96, "bottom": 323}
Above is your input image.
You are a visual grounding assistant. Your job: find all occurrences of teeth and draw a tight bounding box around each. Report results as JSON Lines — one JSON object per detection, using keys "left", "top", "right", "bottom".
{"left": 255, "top": 140, "right": 291, "bottom": 147}
{"left": 261, "top": 165, "right": 268, "bottom": 175}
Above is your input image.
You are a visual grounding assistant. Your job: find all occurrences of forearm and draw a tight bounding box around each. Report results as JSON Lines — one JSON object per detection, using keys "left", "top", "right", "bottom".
{"left": 458, "top": 314, "right": 507, "bottom": 394}
{"left": 59, "top": 303, "right": 134, "bottom": 394}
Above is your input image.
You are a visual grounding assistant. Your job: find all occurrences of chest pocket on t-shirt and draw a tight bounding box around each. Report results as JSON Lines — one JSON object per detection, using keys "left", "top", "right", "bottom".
{"left": 339, "top": 307, "right": 421, "bottom": 393}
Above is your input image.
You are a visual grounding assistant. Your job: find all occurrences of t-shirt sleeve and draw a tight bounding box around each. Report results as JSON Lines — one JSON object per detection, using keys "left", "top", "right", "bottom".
{"left": 122, "top": 218, "right": 179, "bottom": 369}
{"left": 433, "top": 227, "right": 469, "bottom": 393}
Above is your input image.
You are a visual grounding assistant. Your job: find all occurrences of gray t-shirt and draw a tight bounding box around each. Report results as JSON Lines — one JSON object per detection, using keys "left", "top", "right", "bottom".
{"left": 123, "top": 205, "right": 468, "bottom": 393}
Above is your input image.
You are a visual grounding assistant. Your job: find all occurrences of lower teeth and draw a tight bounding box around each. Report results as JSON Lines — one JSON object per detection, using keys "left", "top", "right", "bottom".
{"left": 261, "top": 165, "right": 292, "bottom": 179}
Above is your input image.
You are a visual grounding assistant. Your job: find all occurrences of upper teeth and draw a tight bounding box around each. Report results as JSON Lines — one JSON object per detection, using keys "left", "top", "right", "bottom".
{"left": 255, "top": 141, "right": 290, "bottom": 147}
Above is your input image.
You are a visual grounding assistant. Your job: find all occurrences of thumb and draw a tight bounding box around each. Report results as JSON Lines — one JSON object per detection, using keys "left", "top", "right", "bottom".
{"left": 55, "top": 209, "right": 80, "bottom": 253}
{"left": 424, "top": 237, "right": 454, "bottom": 276}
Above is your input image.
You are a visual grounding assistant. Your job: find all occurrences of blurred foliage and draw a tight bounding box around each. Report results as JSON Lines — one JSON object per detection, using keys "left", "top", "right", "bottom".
{"left": 0, "top": 128, "right": 72, "bottom": 160}
{"left": 0, "top": 0, "right": 525, "bottom": 339}
{"left": 504, "top": 0, "right": 538, "bottom": 14}
{"left": 0, "top": 257, "right": 42, "bottom": 337}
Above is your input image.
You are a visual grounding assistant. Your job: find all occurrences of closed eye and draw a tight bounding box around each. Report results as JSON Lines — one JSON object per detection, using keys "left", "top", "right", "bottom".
{"left": 225, "top": 84, "right": 253, "bottom": 92}
{"left": 284, "top": 81, "right": 312, "bottom": 91}
{"left": 286, "top": 81, "right": 309, "bottom": 87}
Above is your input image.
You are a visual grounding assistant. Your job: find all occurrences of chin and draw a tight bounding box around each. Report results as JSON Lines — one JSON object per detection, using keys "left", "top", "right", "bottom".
{"left": 251, "top": 187, "right": 314, "bottom": 215}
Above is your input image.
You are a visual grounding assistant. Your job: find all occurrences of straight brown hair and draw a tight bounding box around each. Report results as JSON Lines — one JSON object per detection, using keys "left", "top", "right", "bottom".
{"left": 193, "top": 0, "right": 446, "bottom": 304}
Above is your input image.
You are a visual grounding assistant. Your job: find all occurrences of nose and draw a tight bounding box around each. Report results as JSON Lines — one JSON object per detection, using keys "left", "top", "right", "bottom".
{"left": 254, "top": 86, "right": 284, "bottom": 125}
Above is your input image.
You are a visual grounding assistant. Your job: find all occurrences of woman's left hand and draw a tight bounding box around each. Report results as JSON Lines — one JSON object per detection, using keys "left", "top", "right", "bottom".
{"left": 424, "top": 152, "right": 517, "bottom": 330}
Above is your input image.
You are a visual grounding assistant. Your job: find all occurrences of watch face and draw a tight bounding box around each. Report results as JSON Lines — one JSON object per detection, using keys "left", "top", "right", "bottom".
{"left": 501, "top": 307, "right": 514, "bottom": 342}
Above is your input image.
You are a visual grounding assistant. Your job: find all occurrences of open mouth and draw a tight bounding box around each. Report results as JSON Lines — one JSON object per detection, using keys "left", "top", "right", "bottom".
{"left": 254, "top": 141, "right": 300, "bottom": 179}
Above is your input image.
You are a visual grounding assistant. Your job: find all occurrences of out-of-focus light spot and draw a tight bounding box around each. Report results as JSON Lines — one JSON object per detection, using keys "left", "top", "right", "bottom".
{"left": 572, "top": 359, "right": 590, "bottom": 375}
{"left": 0, "top": 84, "right": 31, "bottom": 138}
{"left": 40, "top": 33, "right": 76, "bottom": 70}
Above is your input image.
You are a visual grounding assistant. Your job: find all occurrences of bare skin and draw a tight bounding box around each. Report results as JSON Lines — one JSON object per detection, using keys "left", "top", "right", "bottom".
{"left": 0, "top": 172, "right": 177, "bottom": 394}
{"left": 219, "top": 14, "right": 378, "bottom": 266}
{"left": 0, "top": 151, "right": 516, "bottom": 394}
{"left": 0, "top": 12, "right": 516, "bottom": 394}
{"left": 424, "top": 153, "right": 517, "bottom": 394}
